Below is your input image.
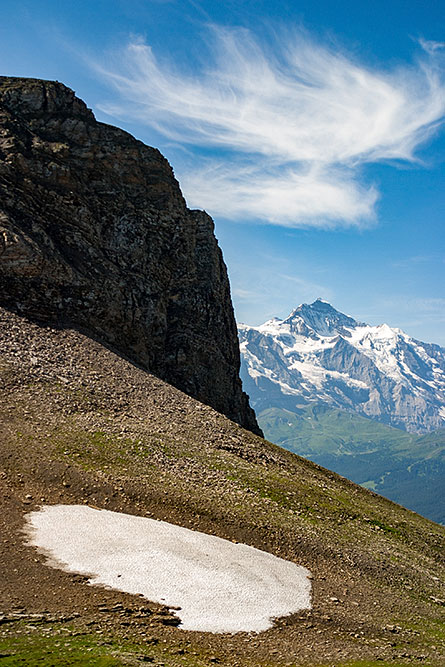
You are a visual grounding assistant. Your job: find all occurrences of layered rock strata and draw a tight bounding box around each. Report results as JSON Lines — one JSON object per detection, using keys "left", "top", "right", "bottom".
{"left": 0, "top": 76, "right": 261, "bottom": 435}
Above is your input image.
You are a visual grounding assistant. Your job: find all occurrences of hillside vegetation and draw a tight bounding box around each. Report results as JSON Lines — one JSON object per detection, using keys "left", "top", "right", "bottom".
{"left": 259, "top": 405, "right": 445, "bottom": 524}
{"left": 1, "top": 308, "right": 445, "bottom": 667}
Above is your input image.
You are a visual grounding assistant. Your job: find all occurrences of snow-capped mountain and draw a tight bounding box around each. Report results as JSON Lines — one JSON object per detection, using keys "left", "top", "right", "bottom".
{"left": 238, "top": 299, "right": 445, "bottom": 433}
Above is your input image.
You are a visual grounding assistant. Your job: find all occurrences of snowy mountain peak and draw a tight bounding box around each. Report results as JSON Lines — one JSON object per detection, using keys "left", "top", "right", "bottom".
{"left": 283, "top": 300, "right": 362, "bottom": 338}
{"left": 238, "top": 303, "right": 445, "bottom": 433}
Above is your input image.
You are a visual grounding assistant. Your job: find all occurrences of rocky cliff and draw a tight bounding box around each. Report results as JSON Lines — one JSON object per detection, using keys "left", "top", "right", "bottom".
{"left": 0, "top": 76, "right": 260, "bottom": 434}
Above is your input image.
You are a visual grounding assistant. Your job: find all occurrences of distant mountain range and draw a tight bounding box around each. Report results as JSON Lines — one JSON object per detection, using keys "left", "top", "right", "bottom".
{"left": 239, "top": 300, "right": 445, "bottom": 523}
{"left": 239, "top": 298, "right": 445, "bottom": 433}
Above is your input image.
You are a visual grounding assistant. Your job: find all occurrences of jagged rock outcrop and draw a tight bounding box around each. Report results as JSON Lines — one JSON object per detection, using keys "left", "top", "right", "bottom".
{"left": 0, "top": 76, "right": 261, "bottom": 435}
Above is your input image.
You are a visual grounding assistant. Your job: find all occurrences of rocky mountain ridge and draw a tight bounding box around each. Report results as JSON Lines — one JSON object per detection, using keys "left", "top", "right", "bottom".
{"left": 0, "top": 76, "right": 260, "bottom": 434}
{"left": 239, "top": 298, "right": 445, "bottom": 433}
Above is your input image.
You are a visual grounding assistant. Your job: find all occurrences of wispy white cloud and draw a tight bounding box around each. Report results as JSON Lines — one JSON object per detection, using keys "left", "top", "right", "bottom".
{"left": 419, "top": 39, "right": 445, "bottom": 56}
{"left": 179, "top": 162, "right": 377, "bottom": 227}
{"left": 391, "top": 253, "right": 445, "bottom": 269}
{"left": 232, "top": 287, "right": 262, "bottom": 301}
{"left": 277, "top": 273, "right": 333, "bottom": 301}
{"left": 94, "top": 27, "right": 445, "bottom": 227}
{"left": 233, "top": 271, "right": 331, "bottom": 305}
{"left": 409, "top": 297, "right": 445, "bottom": 321}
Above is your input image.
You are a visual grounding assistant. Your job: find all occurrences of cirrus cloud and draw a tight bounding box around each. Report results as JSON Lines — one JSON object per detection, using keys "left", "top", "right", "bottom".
{"left": 94, "top": 27, "right": 445, "bottom": 228}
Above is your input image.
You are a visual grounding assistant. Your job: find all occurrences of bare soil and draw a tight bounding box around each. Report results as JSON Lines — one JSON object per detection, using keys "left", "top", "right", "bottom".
{"left": 1, "top": 308, "right": 444, "bottom": 666}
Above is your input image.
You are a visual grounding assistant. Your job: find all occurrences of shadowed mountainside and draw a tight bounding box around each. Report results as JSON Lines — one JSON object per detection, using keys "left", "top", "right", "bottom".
{"left": 0, "top": 76, "right": 260, "bottom": 435}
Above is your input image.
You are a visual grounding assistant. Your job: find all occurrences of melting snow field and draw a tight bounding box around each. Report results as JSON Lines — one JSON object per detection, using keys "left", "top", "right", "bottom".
{"left": 24, "top": 505, "right": 312, "bottom": 633}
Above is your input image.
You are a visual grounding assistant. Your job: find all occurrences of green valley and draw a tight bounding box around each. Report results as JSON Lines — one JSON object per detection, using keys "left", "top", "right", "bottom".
{"left": 259, "top": 405, "right": 445, "bottom": 524}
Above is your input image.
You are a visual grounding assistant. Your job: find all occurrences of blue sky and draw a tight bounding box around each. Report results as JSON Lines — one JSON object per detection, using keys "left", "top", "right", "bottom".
{"left": 2, "top": 0, "right": 445, "bottom": 343}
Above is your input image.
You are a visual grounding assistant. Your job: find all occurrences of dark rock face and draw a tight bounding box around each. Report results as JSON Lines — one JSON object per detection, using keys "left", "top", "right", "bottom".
{"left": 0, "top": 76, "right": 261, "bottom": 435}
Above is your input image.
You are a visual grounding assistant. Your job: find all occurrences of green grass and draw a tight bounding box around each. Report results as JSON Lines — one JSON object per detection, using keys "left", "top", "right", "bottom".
{"left": 0, "top": 625, "right": 210, "bottom": 667}
{"left": 259, "top": 405, "right": 445, "bottom": 460}
{"left": 2, "top": 378, "right": 444, "bottom": 666}
{"left": 258, "top": 405, "right": 445, "bottom": 524}
{"left": 0, "top": 632, "right": 138, "bottom": 666}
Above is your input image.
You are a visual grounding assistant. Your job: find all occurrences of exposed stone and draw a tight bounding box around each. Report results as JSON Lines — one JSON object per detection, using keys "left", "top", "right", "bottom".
{"left": 0, "top": 76, "right": 261, "bottom": 435}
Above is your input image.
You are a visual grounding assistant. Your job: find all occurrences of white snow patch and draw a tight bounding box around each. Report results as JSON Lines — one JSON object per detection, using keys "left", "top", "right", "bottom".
{"left": 346, "top": 324, "right": 406, "bottom": 381}
{"left": 282, "top": 335, "right": 338, "bottom": 356}
{"left": 256, "top": 319, "right": 286, "bottom": 335}
{"left": 24, "top": 505, "right": 312, "bottom": 634}
{"left": 287, "top": 359, "right": 368, "bottom": 391}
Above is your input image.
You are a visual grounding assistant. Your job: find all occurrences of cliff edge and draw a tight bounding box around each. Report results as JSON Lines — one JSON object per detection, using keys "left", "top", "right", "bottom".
{"left": 0, "top": 76, "right": 261, "bottom": 435}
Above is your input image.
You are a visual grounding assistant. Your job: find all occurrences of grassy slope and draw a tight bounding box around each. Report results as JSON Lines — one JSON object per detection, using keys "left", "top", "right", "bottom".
{"left": 1, "top": 308, "right": 444, "bottom": 667}
{"left": 258, "top": 405, "right": 445, "bottom": 524}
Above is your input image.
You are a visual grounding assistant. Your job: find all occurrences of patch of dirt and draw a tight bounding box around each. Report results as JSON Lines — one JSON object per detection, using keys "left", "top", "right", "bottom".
{"left": 1, "top": 308, "right": 444, "bottom": 666}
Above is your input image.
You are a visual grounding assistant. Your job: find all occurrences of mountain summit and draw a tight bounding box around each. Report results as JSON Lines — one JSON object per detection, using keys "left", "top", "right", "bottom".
{"left": 282, "top": 298, "right": 362, "bottom": 338}
{"left": 239, "top": 300, "right": 445, "bottom": 433}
